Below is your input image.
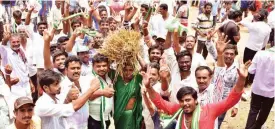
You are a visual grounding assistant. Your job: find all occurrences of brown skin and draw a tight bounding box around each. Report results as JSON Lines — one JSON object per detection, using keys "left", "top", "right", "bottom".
{"left": 72, "top": 23, "right": 81, "bottom": 31}
{"left": 43, "top": 81, "right": 61, "bottom": 102}
{"left": 14, "top": 104, "right": 34, "bottom": 129}
{"left": 178, "top": 56, "right": 192, "bottom": 72}
{"left": 123, "top": 65, "right": 136, "bottom": 110}
{"left": 66, "top": 61, "right": 81, "bottom": 82}
{"left": 99, "top": 10, "right": 108, "bottom": 19}
{"left": 10, "top": 36, "right": 21, "bottom": 51}
{"left": 99, "top": 22, "right": 110, "bottom": 36}
{"left": 184, "top": 36, "right": 196, "bottom": 53}
{"left": 37, "top": 24, "right": 47, "bottom": 36}
{"left": 89, "top": 61, "right": 115, "bottom": 100}
{"left": 224, "top": 49, "right": 236, "bottom": 67}
{"left": 53, "top": 55, "right": 66, "bottom": 72}
{"left": 195, "top": 69, "right": 212, "bottom": 93}
{"left": 93, "top": 62, "right": 109, "bottom": 78}
{"left": 149, "top": 49, "right": 162, "bottom": 63}
{"left": 149, "top": 68, "right": 160, "bottom": 86}
{"left": 179, "top": 94, "right": 198, "bottom": 128}
{"left": 140, "top": 7, "right": 147, "bottom": 17}
{"left": 204, "top": 5, "right": 212, "bottom": 16}
{"left": 77, "top": 51, "right": 90, "bottom": 65}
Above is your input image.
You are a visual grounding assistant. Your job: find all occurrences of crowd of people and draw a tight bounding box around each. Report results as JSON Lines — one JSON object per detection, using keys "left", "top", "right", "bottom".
{"left": 0, "top": 0, "right": 274, "bottom": 129}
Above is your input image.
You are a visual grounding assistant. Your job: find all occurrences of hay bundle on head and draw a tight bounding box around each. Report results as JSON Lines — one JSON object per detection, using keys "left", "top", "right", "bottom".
{"left": 98, "top": 29, "right": 141, "bottom": 79}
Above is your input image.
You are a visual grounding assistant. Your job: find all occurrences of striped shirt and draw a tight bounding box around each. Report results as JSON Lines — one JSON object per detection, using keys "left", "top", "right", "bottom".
{"left": 193, "top": 13, "right": 214, "bottom": 41}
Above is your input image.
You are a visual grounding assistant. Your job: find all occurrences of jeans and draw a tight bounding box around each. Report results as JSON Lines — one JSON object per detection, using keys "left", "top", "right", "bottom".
{"left": 245, "top": 92, "right": 274, "bottom": 129}
{"left": 88, "top": 116, "right": 111, "bottom": 129}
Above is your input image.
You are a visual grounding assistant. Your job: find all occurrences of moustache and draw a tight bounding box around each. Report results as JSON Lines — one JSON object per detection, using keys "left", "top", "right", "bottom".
{"left": 73, "top": 73, "right": 80, "bottom": 76}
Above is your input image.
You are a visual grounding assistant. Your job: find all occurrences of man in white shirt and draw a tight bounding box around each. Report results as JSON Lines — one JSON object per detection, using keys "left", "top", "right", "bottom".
{"left": 76, "top": 45, "right": 93, "bottom": 76}
{"left": 34, "top": 69, "right": 99, "bottom": 129}
{"left": 58, "top": 56, "right": 92, "bottom": 129}
{"left": 30, "top": 21, "right": 48, "bottom": 71}
{"left": 240, "top": 9, "right": 271, "bottom": 85}
{"left": 182, "top": 35, "right": 207, "bottom": 72}
{"left": 245, "top": 47, "right": 275, "bottom": 129}
{"left": 162, "top": 50, "right": 197, "bottom": 103}
{"left": 87, "top": 53, "right": 115, "bottom": 129}
{"left": 0, "top": 33, "right": 31, "bottom": 99}
{"left": 43, "top": 29, "right": 68, "bottom": 76}
{"left": 150, "top": 4, "right": 174, "bottom": 37}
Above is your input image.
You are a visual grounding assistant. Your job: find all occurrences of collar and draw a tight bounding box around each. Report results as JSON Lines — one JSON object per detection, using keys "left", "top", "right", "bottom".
{"left": 226, "top": 62, "right": 238, "bottom": 71}
{"left": 227, "top": 19, "right": 238, "bottom": 25}
{"left": 42, "top": 92, "right": 59, "bottom": 104}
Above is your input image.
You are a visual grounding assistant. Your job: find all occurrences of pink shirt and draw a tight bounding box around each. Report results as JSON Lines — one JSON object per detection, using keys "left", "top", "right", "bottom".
{"left": 151, "top": 88, "right": 242, "bottom": 129}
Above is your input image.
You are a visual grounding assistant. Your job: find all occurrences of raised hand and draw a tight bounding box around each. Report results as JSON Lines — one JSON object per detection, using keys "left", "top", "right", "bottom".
{"left": 216, "top": 34, "right": 230, "bottom": 55}
{"left": 140, "top": 66, "right": 152, "bottom": 88}
{"left": 67, "top": 83, "right": 80, "bottom": 102}
{"left": 159, "top": 58, "right": 170, "bottom": 80}
{"left": 43, "top": 29, "right": 55, "bottom": 43}
{"left": 237, "top": 60, "right": 252, "bottom": 79}
{"left": 4, "top": 64, "right": 12, "bottom": 75}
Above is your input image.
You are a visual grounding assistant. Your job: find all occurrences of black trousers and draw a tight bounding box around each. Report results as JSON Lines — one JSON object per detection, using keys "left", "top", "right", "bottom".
{"left": 197, "top": 40, "right": 208, "bottom": 59}
{"left": 245, "top": 92, "right": 274, "bottom": 129}
{"left": 88, "top": 116, "right": 110, "bottom": 129}
{"left": 0, "top": 21, "right": 3, "bottom": 42}
{"left": 243, "top": 47, "right": 258, "bottom": 86}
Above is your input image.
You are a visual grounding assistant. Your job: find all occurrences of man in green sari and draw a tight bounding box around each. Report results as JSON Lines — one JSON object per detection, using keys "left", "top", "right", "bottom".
{"left": 114, "top": 64, "right": 143, "bottom": 129}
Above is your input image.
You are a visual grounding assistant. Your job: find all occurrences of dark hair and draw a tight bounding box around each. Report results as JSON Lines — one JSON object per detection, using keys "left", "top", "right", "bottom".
{"left": 186, "top": 35, "right": 197, "bottom": 42}
{"left": 148, "top": 44, "right": 164, "bottom": 55}
{"left": 150, "top": 62, "right": 160, "bottom": 71}
{"left": 98, "top": 5, "right": 107, "bottom": 12}
{"left": 159, "top": 4, "right": 168, "bottom": 11}
{"left": 176, "top": 50, "right": 192, "bottom": 61}
{"left": 224, "top": 1, "right": 232, "bottom": 5}
{"left": 92, "top": 53, "right": 109, "bottom": 65}
{"left": 38, "top": 70, "right": 61, "bottom": 91}
{"left": 13, "top": 10, "right": 22, "bottom": 18}
{"left": 224, "top": 44, "right": 238, "bottom": 55}
{"left": 176, "top": 87, "right": 198, "bottom": 101}
{"left": 228, "top": 10, "right": 243, "bottom": 20}
{"left": 71, "top": 19, "right": 82, "bottom": 28}
{"left": 254, "top": 9, "right": 268, "bottom": 21}
{"left": 37, "top": 21, "right": 48, "bottom": 27}
{"left": 107, "top": 17, "right": 116, "bottom": 23}
{"left": 141, "top": 4, "right": 149, "bottom": 11}
{"left": 99, "top": 9, "right": 107, "bottom": 15}
{"left": 195, "top": 66, "right": 213, "bottom": 77}
{"left": 180, "top": 0, "right": 188, "bottom": 4}
{"left": 57, "top": 36, "right": 69, "bottom": 44}
{"left": 204, "top": 2, "right": 213, "bottom": 8}
{"left": 65, "top": 55, "right": 82, "bottom": 68}
{"left": 52, "top": 50, "right": 68, "bottom": 63}
{"left": 99, "top": 18, "right": 109, "bottom": 25}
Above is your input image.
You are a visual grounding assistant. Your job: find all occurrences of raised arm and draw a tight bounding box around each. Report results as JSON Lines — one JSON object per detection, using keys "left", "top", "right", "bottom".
{"left": 124, "top": 2, "right": 138, "bottom": 22}
{"left": 163, "top": 32, "right": 172, "bottom": 49}
{"left": 140, "top": 70, "right": 180, "bottom": 115}
{"left": 25, "top": 7, "right": 34, "bottom": 25}
{"left": 43, "top": 29, "right": 56, "bottom": 70}
{"left": 210, "top": 60, "right": 252, "bottom": 117}
{"left": 172, "top": 29, "right": 181, "bottom": 54}
{"left": 216, "top": 34, "right": 230, "bottom": 67}
{"left": 65, "top": 28, "right": 82, "bottom": 52}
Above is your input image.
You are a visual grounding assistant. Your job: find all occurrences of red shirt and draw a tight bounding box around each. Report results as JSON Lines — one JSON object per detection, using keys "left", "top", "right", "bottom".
{"left": 151, "top": 88, "right": 242, "bottom": 129}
